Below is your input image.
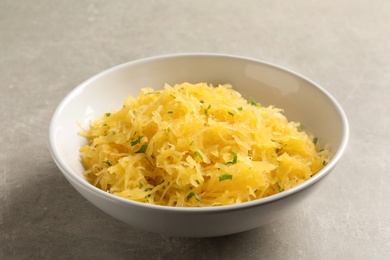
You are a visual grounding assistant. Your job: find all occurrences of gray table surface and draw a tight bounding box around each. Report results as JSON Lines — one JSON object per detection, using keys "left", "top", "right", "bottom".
{"left": 1, "top": 0, "right": 389, "bottom": 259}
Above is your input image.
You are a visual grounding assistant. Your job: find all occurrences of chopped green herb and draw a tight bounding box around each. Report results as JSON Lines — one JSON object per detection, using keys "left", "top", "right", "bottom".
{"left": 102, "top": 123, "right": 107, "bottom": 126}
{"left": 298, "top": 124, "right": 305, "bottom": 131}
{"left": 225, "top": 151, "right": 238, "bottom": 165}
{"left": 323, "top": 160, "right": 327, "bottom": 166}
{"left": 249, "top": 97, "right": 261, "bottom": 107}
{"left": 200, "top": 100, "right": 204, "bottom": 104}
{"left": 228, "top": 111, "right": 234, "bottom": 116}
{"left": 196, "top": 180, "right": 200, "bottom": 185}
{"left": 313, "top": 137, "right": 318, "bottom": 145}
{"left": 204, "top": 104, "right": 211, "bottom": 115}
{"left": 168, "top": 111, "right": 173, "bottom": 114}
{"left": 170, "top": 94, "right": 176, "bottom": 99}
{"left": 139, "top": 182, "right": 144, "bottom": 188}
{"left": 277, "top": 182, "right": 284, "bottom": 192}
{"left": 131, "top": 136, "right": 143, "bottom": 146}
{"left": 232, "top": 152, "right": 238, "bottom": 163}
{"left": 276, "top": 148, "right": 282, "bottom": 153}
{"left": 194, "top": 151, "right": 203, "bottom": 160}
{"left": 237, "top": 107, "right": 243, "bottom": 111}
{"left": 219, "top": 174, "right": 233, "bottom": 181}
{"left": 187, "top": 191, "right": 195, "bottom": 200}
{"left": 135, "top": 144, "right": 148, "bottom": 153}
{"left": 104, "top": 160, "right": 112, "bottom": 166}
{"left": 190, "top": 140, "right": 194, "bottom": 146}
{"left": 105, "top": 113, "right": 111, "bottom": 117}
{"left": 186, "top": 191, "right": 201, "bottom": 202}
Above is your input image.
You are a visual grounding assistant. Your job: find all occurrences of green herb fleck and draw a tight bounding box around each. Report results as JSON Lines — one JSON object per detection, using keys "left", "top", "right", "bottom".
{"left": 277, "top": 182, "right": 284, "bottom": 192}
{"left": 139, "top": 182, "right": 144, "bottom": 188}
{"left": 168, "top": 111, "right": 173, "bottom": 114}
{"left": 105, "top": 113, "right": 111, "bottom": 117}
{"left": 298, "top": 124, "right": 306, "bottom": 131}
{"left": 228, "top": 111, "right": 234, "bottom": 117}
{"left": 237, "top": 107, "right": 243, "bottom": 111}
{"left": 102, "top": 123, "right": 107, "bottom": 126}
{"left": 225, "top": 151, "right": 238, "bottom": 165}
{"left": 323, "top": 160, "right": 328, "bottom": 166}
{"left": 249, "top": 97, "right": 261, "bottom": 107}
{"left": 131, "top": 136, "right": 143, "bottom": 146}
{"left": 186, "top": 191, "right": 201, "bottom": 202}
{"left": 194, "top": 151, "right": 203, "bottom": 160}
{"left": 104, "top": 160, "right": 112, "bottom": 166}
{"left": 135, "top": 144, "right": 148, "bottom": 153}
{"left": 313, "top": 137, "right": 318, "bottom": 145}
{"left": 204, "top": 104, "right": 211, "bottom": 115}
{"left": 219, "top": 174, "right": 233, "bottom": 181}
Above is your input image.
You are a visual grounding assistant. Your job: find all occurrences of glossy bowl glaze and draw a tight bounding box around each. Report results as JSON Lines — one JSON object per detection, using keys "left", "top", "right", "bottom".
{"left": 49, "top": 54, "right": 349, "bottom": 237}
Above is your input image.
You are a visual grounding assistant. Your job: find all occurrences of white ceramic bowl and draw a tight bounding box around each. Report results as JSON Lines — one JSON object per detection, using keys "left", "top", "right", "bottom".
{"left": 49, "top": 54, "right": 349, "bottom": 237}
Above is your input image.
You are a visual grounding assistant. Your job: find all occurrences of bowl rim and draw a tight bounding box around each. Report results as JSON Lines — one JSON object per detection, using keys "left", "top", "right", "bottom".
{"left": 48, "top": 53, "right": 350, "bottom": 213}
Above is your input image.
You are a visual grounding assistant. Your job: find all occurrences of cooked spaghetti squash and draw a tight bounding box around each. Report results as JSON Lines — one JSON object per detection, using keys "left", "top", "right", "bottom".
{"left": 79, "top": 82, "right": 329, "bottom": 207}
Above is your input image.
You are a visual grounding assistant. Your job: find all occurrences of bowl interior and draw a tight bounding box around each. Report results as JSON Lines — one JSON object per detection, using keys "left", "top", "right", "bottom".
{"left": 50, "top": 54, "right": 348, "bottom": 198}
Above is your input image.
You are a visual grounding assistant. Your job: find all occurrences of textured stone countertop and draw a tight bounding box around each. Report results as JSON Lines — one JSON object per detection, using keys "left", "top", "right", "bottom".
{"left": 1, "top": 0, "right": 389, "bottom": 259}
